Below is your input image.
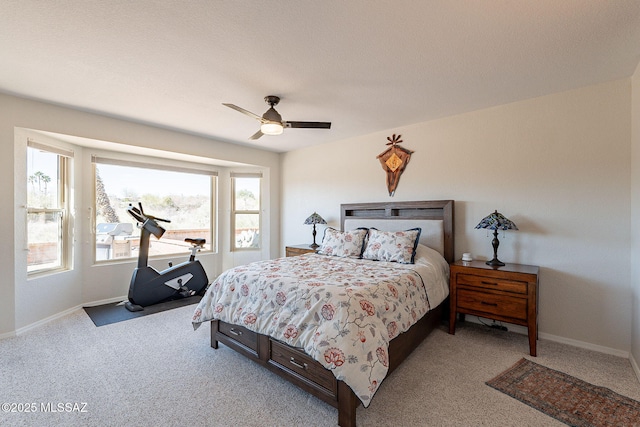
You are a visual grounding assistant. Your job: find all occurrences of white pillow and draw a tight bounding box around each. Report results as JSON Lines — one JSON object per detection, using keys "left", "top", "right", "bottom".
{"left": 362, "top": 228, "right": 422, "bottom": 263}
{"left": 317, "top": 228, "right": 368, "bottom": 258}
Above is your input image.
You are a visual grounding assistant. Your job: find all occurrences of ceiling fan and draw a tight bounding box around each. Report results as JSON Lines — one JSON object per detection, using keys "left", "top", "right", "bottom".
{"left": 223, "top": 95, "right": 332, "bottom": 140}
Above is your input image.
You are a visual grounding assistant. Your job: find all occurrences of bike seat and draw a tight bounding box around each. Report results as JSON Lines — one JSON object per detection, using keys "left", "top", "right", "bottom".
{"left": 185, "top": 238, "right": 206, "bottom": 246}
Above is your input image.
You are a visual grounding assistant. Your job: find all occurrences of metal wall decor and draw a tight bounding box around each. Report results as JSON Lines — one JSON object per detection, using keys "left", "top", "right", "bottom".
{"left": 377, "top": 134, "right": 414, "bottom": 196}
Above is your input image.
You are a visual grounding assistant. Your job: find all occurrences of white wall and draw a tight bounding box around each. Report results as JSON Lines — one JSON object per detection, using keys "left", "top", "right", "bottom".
{"left": 1, "top": 93, "right": 281, "bottom": 335}
{"left": 631, "top": 63, "right": 640, "bottom": 365}
{"left": 282, "top": 79, "right": 632, "bottom": 354}
{"left": 3, "top": 76, "right": 635, "bottom": 356}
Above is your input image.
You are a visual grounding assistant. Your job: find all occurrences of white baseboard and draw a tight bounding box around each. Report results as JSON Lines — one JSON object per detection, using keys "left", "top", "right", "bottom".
{"left": 82, "top": 295, "right": 128, "bottom": 307}
{"left": 466, "top": 316, "right": 630, "bottom": 358}
{"left": 0, "top": 330, "right": 16, "bottom": 340}
{"left": 539, "top": 331, "right": 629, "bottom": 358}
{"left": 5, "top": 295, "right": 127, "bottom": 339}
{"left": 630, "top": 353, "right": 640, "bottom": 383}
{"left": 14, "top": 305, "right": 83, "bottom": 336}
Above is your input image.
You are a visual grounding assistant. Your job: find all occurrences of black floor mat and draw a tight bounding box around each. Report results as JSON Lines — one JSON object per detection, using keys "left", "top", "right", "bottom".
{"left": 83, "top": 295, "right": 202, "bottom": 327}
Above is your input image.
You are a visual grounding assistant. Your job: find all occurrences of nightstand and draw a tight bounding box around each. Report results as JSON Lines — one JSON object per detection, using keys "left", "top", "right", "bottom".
{"left": 449, "top": 260, "right": 540, "bottom": 356}
{"left": 285, "top": 244, "right": 317, "bottom": 257}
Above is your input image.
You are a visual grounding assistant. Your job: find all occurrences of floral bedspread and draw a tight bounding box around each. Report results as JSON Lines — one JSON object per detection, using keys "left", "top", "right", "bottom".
{"left": 192, "top": 247, "right": 449, "bottom": 407}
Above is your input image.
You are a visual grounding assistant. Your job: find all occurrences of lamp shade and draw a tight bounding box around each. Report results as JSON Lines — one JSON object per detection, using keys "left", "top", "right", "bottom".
{"left": 304, "top": 212, "right": 327, "bottom": 225}
{"left": 475, "top": 210, "right": 518, "bottom": 266}
{"left": 475, "top": 210, "right": 518, "bottom": 231}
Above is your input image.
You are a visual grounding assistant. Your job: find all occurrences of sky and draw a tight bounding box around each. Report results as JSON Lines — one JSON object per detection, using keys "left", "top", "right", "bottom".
{"left": 97, "top": 164, "right": 211, "bottom": 198}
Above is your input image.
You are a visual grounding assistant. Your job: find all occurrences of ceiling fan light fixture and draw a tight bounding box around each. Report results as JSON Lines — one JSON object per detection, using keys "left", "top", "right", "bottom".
{"left": 260, "top": 122, "right": 284, "bottom": 135}
{"left": 223, "top": 96, "right": 331, "bottom": 140}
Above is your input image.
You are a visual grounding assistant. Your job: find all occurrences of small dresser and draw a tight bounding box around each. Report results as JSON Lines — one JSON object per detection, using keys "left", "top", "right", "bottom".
{"left": 449, "top": 260, "right": 539, "bottom": 356}
{"left": 285, "top": 244, "right": 317, "bottom": 257}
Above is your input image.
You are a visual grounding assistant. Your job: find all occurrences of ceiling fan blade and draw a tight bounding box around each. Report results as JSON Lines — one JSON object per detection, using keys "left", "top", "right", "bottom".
{"left": 285, "top": 121, "right": 332, "bottom": 129}
{"left": 249, "top": 129, "right": 264, "bottom": 140}
{"left": 223, "top": 103, "right": 265, "bottom": 122}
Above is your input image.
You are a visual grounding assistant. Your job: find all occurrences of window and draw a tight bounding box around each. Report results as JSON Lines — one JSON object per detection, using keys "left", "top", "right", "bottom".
{"left": 26, "top": 141, "right": 72, "bottom": 274}
{"left": 231, "top": 173, "right": 261, "bottom": 250}
{"left": 92, "top": 156, "right": 216, "bottom": 262}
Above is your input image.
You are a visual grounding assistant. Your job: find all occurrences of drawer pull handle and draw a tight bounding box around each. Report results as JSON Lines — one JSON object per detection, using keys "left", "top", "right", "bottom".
{"left": 229, "top": 328, "right": 243, "bottom": 336}
{"left": 481, "top": 281, "right": 498, "bottom": 286}
{"left": 289, "top": 357, "right": 308, "bottom": 370}
{"left": 481, "top": 301, "right": 498, "bottom": 307}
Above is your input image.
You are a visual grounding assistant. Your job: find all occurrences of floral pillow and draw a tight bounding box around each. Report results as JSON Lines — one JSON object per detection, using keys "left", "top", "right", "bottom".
{"left": 317, "top": 228, "right": 368, "bottom": 258}
{"left": 362, "top": 228, "right": 422, "bottom": 263}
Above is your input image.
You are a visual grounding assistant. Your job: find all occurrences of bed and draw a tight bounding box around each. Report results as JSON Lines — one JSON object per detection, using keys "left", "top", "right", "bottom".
{"left": 192, "top": 200, "right": 454, "bottom": 426}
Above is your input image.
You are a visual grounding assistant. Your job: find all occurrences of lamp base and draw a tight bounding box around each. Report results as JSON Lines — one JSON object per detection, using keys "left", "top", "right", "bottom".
{"left": 310, "top": 243, "right": 319, "bottom": 249}
{"left": 486, "top": 258, "right": 505, "bottom": 267}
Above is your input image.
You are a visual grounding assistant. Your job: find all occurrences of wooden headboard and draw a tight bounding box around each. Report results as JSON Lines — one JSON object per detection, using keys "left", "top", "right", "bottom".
{"left": 341, "top": 200, "right": 454, "bottom": 263}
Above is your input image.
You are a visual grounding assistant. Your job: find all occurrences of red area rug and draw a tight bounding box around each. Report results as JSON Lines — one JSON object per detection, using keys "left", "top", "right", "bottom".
{"left": 486, "top": 358, "right": 640, "bottom": 426}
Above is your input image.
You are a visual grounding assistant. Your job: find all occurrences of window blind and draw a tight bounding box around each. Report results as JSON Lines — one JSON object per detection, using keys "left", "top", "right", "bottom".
{"left": 230, "top": 172, "right": 263, "bottom": 178}
{"left": 92, "top": 155, "right": 218, "bottom": 176}
{"left": 28, "top": 138, "right": 74, "bottom": 158}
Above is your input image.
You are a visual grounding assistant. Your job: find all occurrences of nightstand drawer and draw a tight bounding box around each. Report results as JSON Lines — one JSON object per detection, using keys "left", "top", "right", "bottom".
{"left": 457, "top": 289, "right": 527, "bottom": 320}
{"left": 457, "top": 273, "right": 527, "bottom": 294}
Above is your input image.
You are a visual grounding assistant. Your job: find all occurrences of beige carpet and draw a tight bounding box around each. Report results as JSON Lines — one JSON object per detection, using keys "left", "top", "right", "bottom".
{"left": 1, "top": 305, "right": 639, "bottom": 426}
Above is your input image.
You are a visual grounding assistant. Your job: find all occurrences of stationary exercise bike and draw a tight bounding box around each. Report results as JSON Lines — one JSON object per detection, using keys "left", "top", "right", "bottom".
{"left": 125, "top": 203, "right": 209, "bottom": 312}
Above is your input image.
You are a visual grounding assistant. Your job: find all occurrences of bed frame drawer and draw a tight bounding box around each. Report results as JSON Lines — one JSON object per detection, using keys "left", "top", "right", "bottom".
{"left": 212, "top": 300, "right": 446, "bottom": 427}
{"left": 218, "top": 322, "right": 259, "bottom": 352}
{"left": 269, "top": 340, "right": 337, "bottom": 394}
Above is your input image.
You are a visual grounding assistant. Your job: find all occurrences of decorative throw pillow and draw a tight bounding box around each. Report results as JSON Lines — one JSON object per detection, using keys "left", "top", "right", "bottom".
{"left": 317, "top": 228, "right": 368, "bottom": 258}
{"left": 362, "top": 228, "right": 422, "bottom": 263}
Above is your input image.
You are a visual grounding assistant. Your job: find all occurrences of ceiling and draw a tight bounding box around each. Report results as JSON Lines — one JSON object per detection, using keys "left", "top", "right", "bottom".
{"left": 2, "top": 1, "right": 640, "bottom": 153}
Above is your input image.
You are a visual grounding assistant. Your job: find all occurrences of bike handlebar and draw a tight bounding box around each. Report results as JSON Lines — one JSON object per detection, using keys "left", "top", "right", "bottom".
{"left": 127, "top": 203, "right": 171, "bottom": 224}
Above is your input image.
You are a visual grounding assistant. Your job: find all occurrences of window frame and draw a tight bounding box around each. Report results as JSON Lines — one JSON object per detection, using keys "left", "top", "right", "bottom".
{"left": 231, "top": 173, "right": 262, "bottom": 251}
{"left": 91, "top": 154, "right": 218, "bottom": 263}
{"left": 26, "top": 141, "right": 72, "bottom": 276}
